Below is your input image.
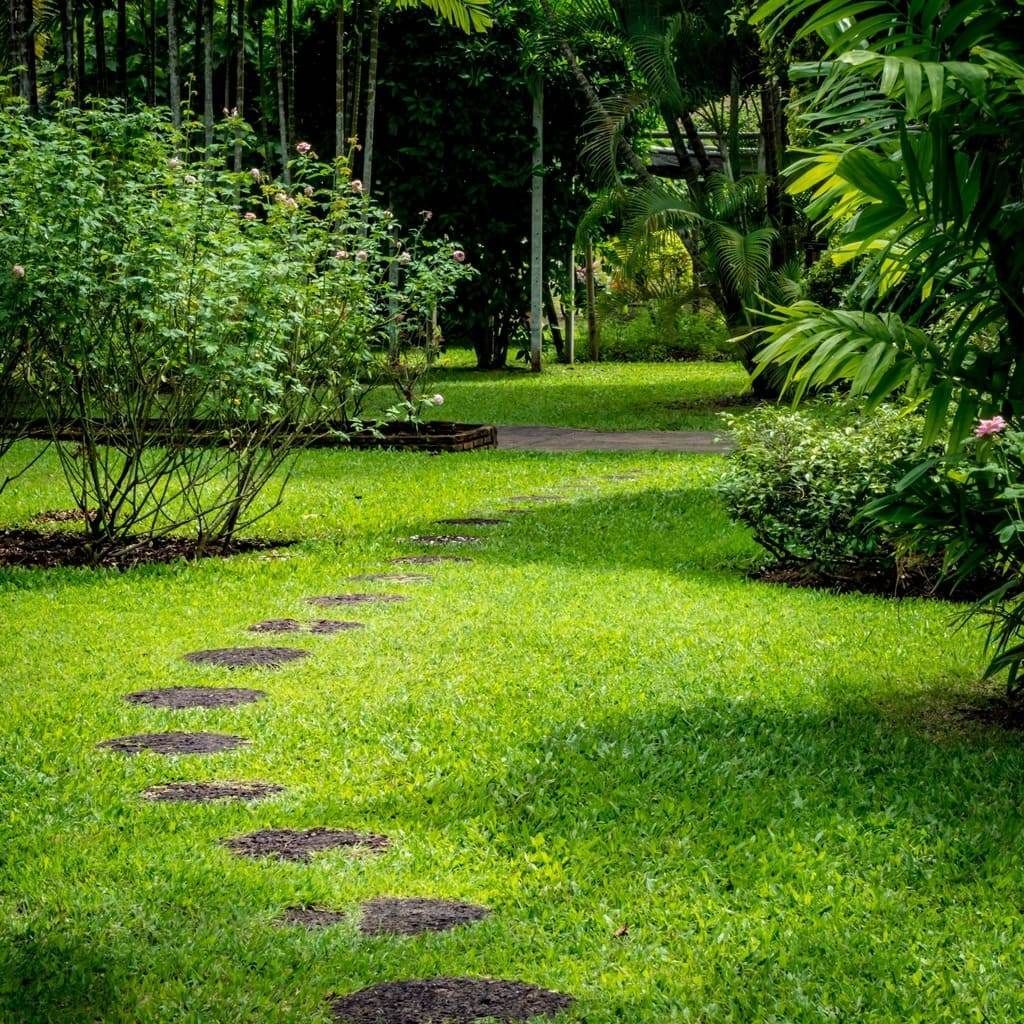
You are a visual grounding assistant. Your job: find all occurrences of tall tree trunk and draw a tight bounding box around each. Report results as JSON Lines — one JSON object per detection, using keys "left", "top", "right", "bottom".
{"left": 529, "top": 80, "right": 544, "bottom": 373}
{"left": 91, "top": 0, "right": 107, "bottom": 94}
{"left": 274, "top": 1, "right": 290, "bottom": 182}
{"left": 681, "top": 112, "right": 711, "bottom": 175}
{"left": 659, "top": 105, "right": 698, "bottom": 189}
{"left": 565, "top": 239, "right": 576, "bottom": 365}
{"left": 223, "top": 0, "right": 233, "bottom": 113}
{"left": 75, "top": 0, "right": 86, "bottom": 102}
{"left": 334, "top": 0, "right": 345, "bottom": 158}
{"left": 167, "top": 0, "right": 180, "bottom": 126}
{"left": 233, "top": 0, "right": 245, "bottom": 168}
{"left": 257, "top": 16, "right": 271, "bottom": 163}
{"left": 146, "top": 0, "right": 156, "bottom": 104}
{"left": 349, "top": 0, "right": 362, "bottom": 157}
{"left": 286, "top": 0, "right": 295, "bottom": 151}
{"left": 60, "top": 0, "right": 74, "bottom": 92}
{"left": 586, "top": 238, "right": 599, "bottom": 362}
{"left": 116, "top": 0, "right": 127, "bottom": 98}
{"left": 727, "top": 58, "right": 741, "bottom": 180}
{"left": 16, "top": 0, "right": 38, "bottom": 113}
{"left": 361, "top": 0, "right": 379, "bottom": 194}
{"left": 202, "top": 0, "right": 214, "bottom": 148}
{"left": 544, "top": 286, "right": 564, "bottom": 361}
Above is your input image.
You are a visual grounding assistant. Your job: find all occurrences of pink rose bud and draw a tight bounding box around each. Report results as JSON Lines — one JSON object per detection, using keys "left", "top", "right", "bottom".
{"left": 350, "top": 180, "right": 364, "bottom": 194}
{"left": 333, "top": 249, "right": 349, "bottom": 260}
{"left": 11, "top": 264, "right": 25, "bottom": 279}
{"left": 452, "top": 250, "right": 466, "bottom": 263}
{"left": 244, "top": 211, "right": 257, "bottom": 221}
{"left": 296, "top": 141, "right": 312, "bottom": 155}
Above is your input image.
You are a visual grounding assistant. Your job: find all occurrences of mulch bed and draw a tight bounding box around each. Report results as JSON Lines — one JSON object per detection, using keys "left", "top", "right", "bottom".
{"left": 391, "top": 555, "right": 472, "bottom": 565}
{"left": 248, "top": 619, "right": 365, "bottom": 635}
{"left": 97, "top": 732, "right": 249, "bottom": 756}
{"left": 408, "top": 535, "right": 484, "bottom": 547}
{"left": 342, "top": 421, "right": 497, "bottom": 453}
{"left": 278, "top": 905, "right": 349, "bottom": 928}
{"left": 183, "top": 647, "right": 310, "bottom": 668}
{"left": 29, "top": 508, "right": 95, "bottom": 524}
{"left": 349, "top": 573, "right": 433, "bottom": 583}
{"left": 359, "top": 898, "right": 490, "bottom": 937}
{"left": 142, "top": 780, "right": 284, "bottom": 802}
{"left": 435, "top": 518, "right": 507, "bottom": 527}
{"left": 328, "top": 978, "right": 574, "bottom": 1024}
{"left": 306, "top": 594, "right": 408, "bottom": 606}
{"left": 956, "top": 697, "right": 1024, "bottom": 731}
{"left": 124, "top": 686, "right": 266, "bottom": 709}
{"left": 0, "top": 528, "right": 286, "bottom": 571}
{"left": 223, "top": 827, "right": 391, "bottom": 862}
{"left": 754, "top": 563, "right": 981, "bottom": 601}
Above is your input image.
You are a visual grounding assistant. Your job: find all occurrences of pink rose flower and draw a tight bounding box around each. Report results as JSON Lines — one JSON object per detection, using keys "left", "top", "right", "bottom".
{"left": 296, "top": 141, "right": 312, "bottom": 155}
{"left": 975, "top": 415, "right": 1008, "bottom": 438}
{"left": 333, "top": 249, "right": 349, "bottom": 260}
{"left": 430, "top": 393, "right": 444, "bottom": 406}
{"left": 452, "top": 249, "right": 466, "bottom": 263}
{"left": 355, "top": 250, "right": 369, "bottom": 262}
{"left": 250, "top": 168, "right": 262, "bottom": 182}
{"left": 168, "top": 157, "right": 182, "bottom": 169}
{"left": 350, "top": 179, "right": 364, "bottom": 194}
{"left": 11, "top": 264, "right": 25, "bottom": 279}
{"left": 303, "top": 185, "right": 314, "bottom": 197}
{"left": 244, "top": 211, "right": 257, "bottom": 221}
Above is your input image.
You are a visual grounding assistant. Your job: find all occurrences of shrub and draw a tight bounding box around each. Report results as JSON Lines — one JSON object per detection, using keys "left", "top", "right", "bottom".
{"left": 591, "top": 298, "right": 728, "bottom": 362}
{"left": 717, "top": 404, "right": 940, "bottom": 589}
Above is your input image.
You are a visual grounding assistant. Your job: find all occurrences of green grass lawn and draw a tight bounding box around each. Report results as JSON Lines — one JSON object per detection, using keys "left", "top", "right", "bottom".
{"left": 3, "top": 441, "right": 1023, "bottom": 1023}
{"left": 369, "top": 349, "right": 752, "bottom": 432}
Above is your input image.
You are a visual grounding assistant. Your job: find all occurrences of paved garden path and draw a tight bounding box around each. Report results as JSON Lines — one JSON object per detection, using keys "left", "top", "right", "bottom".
{"left": 496, "top": 425, "right": 731, "bottom": 454}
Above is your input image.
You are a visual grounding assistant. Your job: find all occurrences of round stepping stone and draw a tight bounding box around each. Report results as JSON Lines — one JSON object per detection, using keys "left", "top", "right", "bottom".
{"left": 435, "top": 517, "right": 507, "bottom": 526}
{"left": 349, "top": 573, "right": 433, "bottom": 583}
{"left": 310, "top": 619, "right": 365, "bottom": 634}
{"left": 248, "top": 618, "right": 365, "bottom": 635}
{"left": 124, "top": 686, "right": 265, "bottom": 709}
{"left": 98, "top": 732, "right": 248, "bottom": 756}
{"left": 359, "top": 898, "right": 490, "bottom": 936}
{"left": 248, "top": 618, "right": 304, "bottom": 633}
{"left": 391, "top": 555, "right": 472, "bottom": 566}
{"left": 142, "top": 780, "right": 284, "bottom": 802}
{"left": 183, "top": 647, "right": 310, "bottom": 669}
{"left": 306, "top": 593, "right": 407, "bottom": 606}
{"left": 278, "top": 905, "right": 348, "bottom": 928}
{"left": 408, "top": 534, "right": 483, "bottom": 546}
{"left": 328, "top": 978, "right": 574, "bottom": 1024}
{"left": 223, "top": 827, "right": 390, "bottom": 862}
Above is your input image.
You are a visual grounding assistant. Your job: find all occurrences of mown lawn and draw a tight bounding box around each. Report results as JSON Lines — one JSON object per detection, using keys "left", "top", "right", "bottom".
{"left": 2, "top": 441, "right": 1023, "bottom": 1023}
{"left": 367, "top": 349, "right": 752, "bottom": 431}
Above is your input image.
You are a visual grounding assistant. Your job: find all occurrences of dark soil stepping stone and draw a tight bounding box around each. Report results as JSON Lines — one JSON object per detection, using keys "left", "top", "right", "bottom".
{"left": 409, "top": 535, "right": 483, "bottom": 546}
{"left": 248, "top": 618, "right": 365, "bottom": 635}
{"left": 249, "top": 618, "right": 304, "bottom": 633}
{"left": 142, "top": 780, "right": 284, "bottom": 802}
{"left": 278, "top": 905, "right": 349, "bottom": 929}
{"left": 350, "top": 573, "right": 433, "bottom": 583}
{"left": 310, "top": 619, "right": 366, "bottom": 634}
{"left": 435, "top": 517, "right": 507, "bottom": 527}
{"left": 359, "top": 898, "right": 490, "bottom": 936}
{"left": 306, "top": 594, "right": 407, "bottom": 607}
{"left": 328, "top": 978, "right": 574, "bottom": 1024}
{"left": 391, "top": 555, "right": 472, "bottom": 566}
{"left": 124, "top": 686, "right": 265, "bottom": 709}
{"left": 223, "top": 827, "right": 391, "bottom": 862}
{"left": 183, "top": 647, "right": 310, "bottom": 668}
{"left": 98, "top": 732, "right": 249, "bottom": 756}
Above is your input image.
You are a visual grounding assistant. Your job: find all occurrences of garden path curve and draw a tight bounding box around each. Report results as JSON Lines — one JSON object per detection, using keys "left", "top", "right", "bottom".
{"left": 496, "top": 425, "right": 731, "bottom": 454}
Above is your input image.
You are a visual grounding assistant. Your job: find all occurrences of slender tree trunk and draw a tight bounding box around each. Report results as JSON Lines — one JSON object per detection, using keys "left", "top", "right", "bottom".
{"left": 566, "top": 239, "right": 575, "bottom": 365}
{"left": 349, "top": 0, "right": 362, "bottom": 157}
{"left": 727, "top": 58, "right": 741, "bottom": 180}
{"left": 168, "top": 0, "right": 181, "bottom": 126}
{"left": 223, "top": 0, "right": 233, "bottom": 113}
{"left": 91, "top": 0, "right": 107, "bottom": 94}
{"left": 286, "top": 0, "right": 295, "bottom": 150}
{"left": 274, "top": 1, "right": 290, "bottom": 182}
{"left": 544, "top": 286, "right": 564, "bottom": 361}
{"left": 529, "top": 81, "right": 544, "bottom": 373}
{"left": 660, "top": 105, "right": 698, "bottom": 189}
{"left": 586, "top": 238, "right": 599, "bottom": 362}
{"left": 60, "top": 0, "right": 74, "bottom": 92}
{"left": 75, "top": 0, "right": 86, "bottom": 101}
{"left": 257, "top": 17, "right": 271, "bottom": 164}
{"left": 681, "top": 112, "right": 711, "bottom": 175}
{"left": 203, "top": 0, "right": 214, "bottom": 148}
{"left": 361, "top": 0, "right": 379, "bottom": 194}
{"left": 18, "top": 0, "right": 38, "bottom": 113}
{"left": 116, "top": 0, "right": 127, "bottom": 98}
{"left": 146, "top": 0, "right": 156, "bottom": 104}
{"left": 233, "top": 0, "right": 245, "bottom": 168}
{"left": 335, "top": 0, "right": 345, "bottom": 158}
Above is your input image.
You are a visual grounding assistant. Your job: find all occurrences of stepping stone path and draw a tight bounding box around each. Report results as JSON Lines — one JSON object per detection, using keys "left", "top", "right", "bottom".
{"left": 223, "top": 827, "right": 390, "bottom": 863}
{"left": 97, "top": 487, "right": 584, "bottom": 1017}
{"left": 359, "top": 897, "right": 490, "bottom": 936}
{"left": 98, "top": 732, "right": 249, "bottom": 756}
{"left": 183, "top": 647, "right": 310, "bottom": 668}
{"left": 328, "top": 978, "right": 574, "bottom": 1024}
{"left": 409, "top": 534, "right": 484, "bottom": 546}
{"left": 124, "top": 686, "right": 265, "bottom": 709}
{"left": 142, "top": 780, "right": 284, "bottom": 802}
{"left": 249, "top": 618, "right": 365, "bottom": 635}
{"left": 306, "top": 593, "right": 407, "bottom": 606}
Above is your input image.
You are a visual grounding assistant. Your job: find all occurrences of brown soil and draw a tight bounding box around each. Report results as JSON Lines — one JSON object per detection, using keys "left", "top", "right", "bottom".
{"left": 391, "top": 555, "right": 472, "bottom": 566}
{"left": 435, "top": 518, "right": 507, "bottom": 527}
{"left": 306, "top": 594, "right": 407, "bottom": 606}
{"left": 0, "top": 529, "right": 286, "bottom": 570}
{"left": 248, "top": 619, "right": 365, "bottom": 634}
{"left": 223, "top": 827, "right": 391, "bottom": 862}
{"left": 124, "top": 686, "right": 265, "bottom": 709}
{"left": 755, "top": 563, "right": 979, "bottom": 601}
{"left": 956, "top": 697, "right": 1024, "bottom": 731}
{"left": 359, "top": 898, "right": 490, "bottom": 937}
{"left": 408, "top": 535, "right": 484, "bottom": 546}
{"left": 142, "top": 780, "right": 284, "bottom": 802}
{"left": 328, "top": 978, "right": 574, "bottom": 1024}
{"left": 29, "top": 508, "right": 95, "bottom": 524}
{"left": 349, "top": 573, "right": 433, "bottom": 583}
{"left": 98, "top": 732, "right": 249, "bottom": 756}
{"left": 182, "top": 647, "right": 310, "bottom": 668}
{"left": 278, "top": 905, "right": 349, "bottom": 928}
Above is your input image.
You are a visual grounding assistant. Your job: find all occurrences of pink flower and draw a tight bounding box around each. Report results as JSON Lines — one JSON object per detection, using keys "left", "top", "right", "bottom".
{"left": 333, "top": 249, "right": 349, "bottom": 260}
{"left": 168, "top": 157, "right": 182, "bottom": 169}
{"left": 398, "top": 252, "right": 412, "bottom": 265}
{"left": 11, "top": 264, "right": 25, "bottom": 279}
{"left": 244, "top": 211, "right": 257, "bottom": 221}
{"left": 975, "top": 415, "right": 1008, "bottom": 438}
{"left": 250, "top": 167, "right": 262, "bottom": 182}
{"left": 355, "top": 250, "right": 369, "bottom": 262}
{"left": 452, "top": 249, "right": 466, "bottom": 263}
{"left": 430, "top": 393, "right": 444, "bottom": 406}
{"left": 419, "top": 210, "right": 433, "bottom": 221}
{"left": 303, "top": 185, "right": 314, "bottom": 197}
{"left": 350, "top": 179, "right": 364, "bottom": 194}
{"left": 296, "top": 141, "right": 312, "bottom": 155}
